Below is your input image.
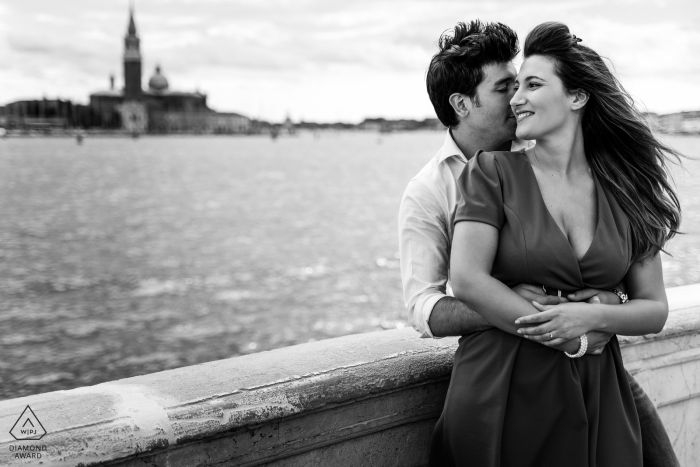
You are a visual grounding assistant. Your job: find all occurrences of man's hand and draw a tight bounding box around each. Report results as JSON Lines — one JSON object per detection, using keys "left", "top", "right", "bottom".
{"left": 513, "top": 284, "right": 568, "bottom": 306}
{"left": 586, "top": 331, "right": 614, "bottom": 355}
{"left": 567, "top": 288, "right": 622, "bottom": 305}
{"left": 565, "top": 285, "right": 625, "bottom": 353}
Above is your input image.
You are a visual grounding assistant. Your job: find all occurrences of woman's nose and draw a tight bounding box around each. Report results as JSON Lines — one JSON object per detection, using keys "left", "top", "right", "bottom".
{"left": 510, "top": 87, "right": 524, "bottom": 107}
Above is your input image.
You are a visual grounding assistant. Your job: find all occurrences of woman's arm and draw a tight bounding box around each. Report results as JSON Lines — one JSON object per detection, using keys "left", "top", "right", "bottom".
{"left": 596, "top": 253, "right": 668, "bottom": 334}
{"left": 517, "top": 254, "right": 668, "bottom": 345}
{"left": 451, "top": 220, "right": 579, "bottom": 352}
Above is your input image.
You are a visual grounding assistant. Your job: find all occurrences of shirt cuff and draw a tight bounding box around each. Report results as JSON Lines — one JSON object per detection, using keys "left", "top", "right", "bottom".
{"left": 418, "top": 293, "right": 446, "bottom": 339}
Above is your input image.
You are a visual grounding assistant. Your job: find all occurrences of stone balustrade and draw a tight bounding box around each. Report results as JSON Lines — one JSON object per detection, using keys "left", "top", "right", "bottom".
{"left": 1, "top": 283, "right": 699, "bottom": 466}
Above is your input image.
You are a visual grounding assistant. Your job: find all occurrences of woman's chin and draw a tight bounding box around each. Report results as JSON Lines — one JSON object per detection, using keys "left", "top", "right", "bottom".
{"left": 515, "top": 127, "right": 531, "bottom": 140}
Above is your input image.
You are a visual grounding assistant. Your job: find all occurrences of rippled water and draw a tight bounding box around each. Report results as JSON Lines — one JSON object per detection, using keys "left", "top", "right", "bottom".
{"left": 1, "top": 132, "right": 699, "bottom": 400}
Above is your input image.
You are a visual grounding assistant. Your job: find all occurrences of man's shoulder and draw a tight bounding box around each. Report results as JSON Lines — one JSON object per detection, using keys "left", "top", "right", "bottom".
{"left": 404, "top": 154, "right": 459, "bottom": 198}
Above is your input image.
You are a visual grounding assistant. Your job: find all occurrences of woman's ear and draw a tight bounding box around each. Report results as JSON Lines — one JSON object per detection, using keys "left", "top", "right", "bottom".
{"left": 571, "top": 89, "right": 589, "bottom": 111}
{"left": 449, "top": 93, "right": 470, "bottom": 119}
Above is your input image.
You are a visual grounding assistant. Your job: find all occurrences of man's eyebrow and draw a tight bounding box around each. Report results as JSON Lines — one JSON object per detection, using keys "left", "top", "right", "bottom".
{"left": 493, "top": 77, "right": 514, "bottom": 87}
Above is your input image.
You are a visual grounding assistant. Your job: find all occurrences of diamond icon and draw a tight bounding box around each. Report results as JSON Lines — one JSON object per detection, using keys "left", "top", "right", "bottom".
{"left": 10, "top": 406, "right": 46, "bottom": 441}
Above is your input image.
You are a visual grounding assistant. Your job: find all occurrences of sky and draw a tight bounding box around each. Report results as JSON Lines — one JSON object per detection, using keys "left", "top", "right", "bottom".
{"left": 1, "top": 0, "right": 699, "bottom": 122}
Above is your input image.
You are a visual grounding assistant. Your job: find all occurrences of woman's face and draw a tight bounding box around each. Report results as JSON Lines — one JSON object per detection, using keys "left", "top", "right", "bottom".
{"left": 510, "top": 55, "right": 576, "bottom": 140}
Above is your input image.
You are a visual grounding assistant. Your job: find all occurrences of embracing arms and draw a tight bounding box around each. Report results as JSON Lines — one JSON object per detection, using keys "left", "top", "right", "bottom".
{"left": 428, "top": 285, "right": 568, "bottom": 337}
{"left": 399, "top": 175, "right": 619, "bottom": 347}
{"left": 450, "top": 221, "right": 581, "bottom": 354}
{"left": 398, "top": 178, "right": 568, "bottom": 338}
{"left": 517, "top": 253, "right": 668, "bottom": 346}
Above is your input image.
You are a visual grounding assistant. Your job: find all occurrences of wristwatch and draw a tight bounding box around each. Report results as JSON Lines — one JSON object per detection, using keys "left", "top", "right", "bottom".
{"left": 612, "top": 288, "right": 629, "bottom": 304}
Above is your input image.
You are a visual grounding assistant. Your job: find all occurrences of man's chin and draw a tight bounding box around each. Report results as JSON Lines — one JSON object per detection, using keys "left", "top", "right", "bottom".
{"left": 504, "top": 119, "right": 518, "bottom": 139}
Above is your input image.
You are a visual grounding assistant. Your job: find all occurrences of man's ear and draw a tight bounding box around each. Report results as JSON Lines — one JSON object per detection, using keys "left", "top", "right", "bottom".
{"left": 448, "top": 93, "right": 470, "bottom": 119}
{"left": 571, "top": 89, "right": 589, "bottom": 111}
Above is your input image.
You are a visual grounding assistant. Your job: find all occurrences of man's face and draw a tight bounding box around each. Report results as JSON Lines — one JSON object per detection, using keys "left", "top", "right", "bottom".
{"left": 464, "top": 62, "right": 518, "bottom": 144}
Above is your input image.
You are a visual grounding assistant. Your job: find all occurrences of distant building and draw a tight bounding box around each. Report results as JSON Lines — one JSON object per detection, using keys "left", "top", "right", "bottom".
{"left": 656, "top": 111, "right": 700, "bottom": 134}
{"left": 282, "top": 115, "right": 296, "bottom": 135}
{"left": 682, "top": 117, "right": 700, "bottom": 133}
{"left": 87, "top": 7, "right": 249, "bottom": 134}
{"left": 359, "top": 118, "right": 445, "bottom": 132}
{"left": 2, "top": 99, "right": 79, "bottom": 131}
{"left": 641, "top": 112, "right": 661, "bottom": 131}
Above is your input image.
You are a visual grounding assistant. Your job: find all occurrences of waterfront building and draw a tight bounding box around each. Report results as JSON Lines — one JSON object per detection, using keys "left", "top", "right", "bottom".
{"left": 88, "top": 7, "right": 250, "bottom": 134}
{"left": 656, "top": 111, "right": 700, "bottom": 133}
{"left": 1, "top": 8, "right": 250, "bottom": 134}
{"left": 1, "top": 99, "right": 81, "bottom": 131}
{"left": 359, "top": 117, "right": 445, "bottom": 132}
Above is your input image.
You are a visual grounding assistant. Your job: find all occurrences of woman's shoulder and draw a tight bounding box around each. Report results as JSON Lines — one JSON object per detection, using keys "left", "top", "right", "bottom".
{"left": 469, "top": 149, "right": 528, "bottom": 174}
{"left": 475, "top": 149, "right": 527, "bottom": 161}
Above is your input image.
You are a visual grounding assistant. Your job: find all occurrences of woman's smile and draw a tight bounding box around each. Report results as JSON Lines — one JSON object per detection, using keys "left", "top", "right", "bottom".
{"left": 515, "top": 110, "right": 535, "bottom": 121}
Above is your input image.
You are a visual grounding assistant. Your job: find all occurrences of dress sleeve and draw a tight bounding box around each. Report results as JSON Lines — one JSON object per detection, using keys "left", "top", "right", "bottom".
{"left": 454, "top": 150, "right": 505, "bottom": 229}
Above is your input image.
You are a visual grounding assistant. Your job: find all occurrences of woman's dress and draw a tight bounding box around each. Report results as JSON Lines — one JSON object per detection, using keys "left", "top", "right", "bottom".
{"left": 429, "top": 150, "right": 642, "bottom": 467}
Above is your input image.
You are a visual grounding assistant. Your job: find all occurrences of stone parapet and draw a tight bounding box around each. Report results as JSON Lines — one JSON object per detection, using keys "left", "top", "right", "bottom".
{"left": 1, "top": 283, "right": 699, "bottom": 466}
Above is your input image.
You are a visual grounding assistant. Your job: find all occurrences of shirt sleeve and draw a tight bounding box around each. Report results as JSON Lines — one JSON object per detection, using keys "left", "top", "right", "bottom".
{"left": 454, "top": 150, "right": 505, "bottom": 229}
{"left": 398, "top": 179, "right": 450, "bottom": 339}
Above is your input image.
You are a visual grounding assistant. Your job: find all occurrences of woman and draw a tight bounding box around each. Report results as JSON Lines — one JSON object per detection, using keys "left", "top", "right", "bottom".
{"left": 430, "top": 22, "right": 682, "bottom": 466}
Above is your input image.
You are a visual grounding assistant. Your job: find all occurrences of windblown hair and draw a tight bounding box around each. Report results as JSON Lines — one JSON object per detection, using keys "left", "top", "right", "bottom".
{"left": 427, "top": 20, "right": 519, "bottom": 127}
{"left": 524, "top": 21, "right": 681, "bottom": 262}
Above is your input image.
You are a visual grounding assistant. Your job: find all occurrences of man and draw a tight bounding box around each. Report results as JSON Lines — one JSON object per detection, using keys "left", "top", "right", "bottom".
{"left": 398, "top": 20, "right": 678, "bottom": 466}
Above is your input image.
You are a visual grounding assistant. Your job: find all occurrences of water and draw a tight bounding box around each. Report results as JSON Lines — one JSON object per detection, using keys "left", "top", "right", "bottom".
{"left": 1, "top": 132, "right": 699, "bottom": 400}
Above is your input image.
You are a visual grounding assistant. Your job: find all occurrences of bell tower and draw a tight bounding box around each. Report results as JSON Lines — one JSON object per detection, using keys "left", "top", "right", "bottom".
{"left": 123, "top": 6, "right": 142, "bottom": 100}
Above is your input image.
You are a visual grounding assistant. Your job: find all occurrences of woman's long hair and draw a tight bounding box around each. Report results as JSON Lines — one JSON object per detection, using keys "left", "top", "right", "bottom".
{"left": 524, "top": 22, "right": 682, "bottom": 263}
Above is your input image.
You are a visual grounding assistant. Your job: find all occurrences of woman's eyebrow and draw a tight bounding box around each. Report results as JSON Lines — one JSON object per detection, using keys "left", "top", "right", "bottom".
{"left": 524, "top": 76, "right": 546, "bottom": 82}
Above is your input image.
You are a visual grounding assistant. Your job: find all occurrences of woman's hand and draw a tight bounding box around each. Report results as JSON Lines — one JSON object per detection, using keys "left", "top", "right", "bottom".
{"left": 514, "top": 302, "right": 600, "bottom": 347}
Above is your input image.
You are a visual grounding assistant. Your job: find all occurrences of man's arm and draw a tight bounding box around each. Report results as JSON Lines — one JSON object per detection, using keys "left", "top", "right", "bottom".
{"left": 428, "top": 296, "right": 491, "bottom": 337}
{"left": 399, "top": 180, "right": 567, "bottom": 338}
{"left": 399, "top": 179, "right": 488, "bottom": 337}
{"left": 429, "top": 285, "right": 572, "bottom": 337}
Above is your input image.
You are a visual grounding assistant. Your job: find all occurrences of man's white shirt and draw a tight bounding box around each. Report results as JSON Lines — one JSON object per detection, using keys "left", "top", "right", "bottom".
{"left": 398, "top": 130, "right": 529, "bottom": 338}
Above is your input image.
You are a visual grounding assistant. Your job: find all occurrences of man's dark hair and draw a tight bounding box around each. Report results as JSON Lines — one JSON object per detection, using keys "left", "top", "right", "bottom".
{"left": 426, "top": 21, "right": 519, "bottom": 127}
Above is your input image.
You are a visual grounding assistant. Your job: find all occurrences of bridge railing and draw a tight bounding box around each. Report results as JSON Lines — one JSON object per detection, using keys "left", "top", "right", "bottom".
{"left": 1, "top": 283, "right": 699, "bottom": 467}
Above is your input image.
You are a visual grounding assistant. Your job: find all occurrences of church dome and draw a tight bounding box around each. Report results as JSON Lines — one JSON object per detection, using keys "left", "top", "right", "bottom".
{"left": 148, "top": 65, "right": 169, "bottom": 91}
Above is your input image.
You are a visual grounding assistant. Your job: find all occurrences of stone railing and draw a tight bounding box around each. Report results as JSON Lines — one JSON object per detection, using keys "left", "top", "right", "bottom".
{"left": 1, "top": 284, "right": 699, "bottom": 467}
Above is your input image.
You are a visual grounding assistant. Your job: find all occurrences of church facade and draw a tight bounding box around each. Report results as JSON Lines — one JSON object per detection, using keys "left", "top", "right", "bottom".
{"left": 88, "top": 8, "right": 249, "bottom": 134}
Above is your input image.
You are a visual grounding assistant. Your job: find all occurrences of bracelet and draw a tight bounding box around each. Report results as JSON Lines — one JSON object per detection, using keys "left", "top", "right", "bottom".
{"left": 564, "top": 334, "right": 588, "bottom": 358}
{"left": 612, "top": 288, "right": 629, "bottom": 304}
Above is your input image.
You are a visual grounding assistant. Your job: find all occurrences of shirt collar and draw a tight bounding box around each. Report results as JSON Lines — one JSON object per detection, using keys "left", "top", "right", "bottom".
{"left": 435, "top": 129, "right": 531, "bottom": 164}
{"left": 436, "top": 129, "right": 467, "bottom": 164}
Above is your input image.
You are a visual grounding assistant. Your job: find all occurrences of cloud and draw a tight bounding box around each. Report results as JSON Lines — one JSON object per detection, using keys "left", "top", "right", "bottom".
{"left": 1, "top": 0, "right": 699, "bottom": 120}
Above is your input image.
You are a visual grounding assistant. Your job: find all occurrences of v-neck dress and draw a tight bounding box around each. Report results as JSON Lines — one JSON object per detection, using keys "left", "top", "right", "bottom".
{"left": 428, "top": 150, "right": 642, "bottom": 467}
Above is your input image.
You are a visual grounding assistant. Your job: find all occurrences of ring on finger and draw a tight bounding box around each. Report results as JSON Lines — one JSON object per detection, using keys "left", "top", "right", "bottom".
{"left": 549, "top": 331, "right": 554, "bottom": 340}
